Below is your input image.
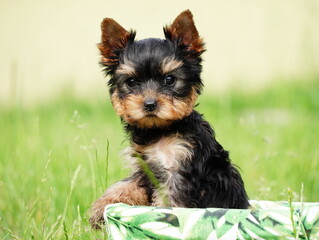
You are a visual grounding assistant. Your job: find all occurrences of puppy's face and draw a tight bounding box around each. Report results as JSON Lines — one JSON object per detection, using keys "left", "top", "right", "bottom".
{"left": 98, "top": 10, "right": 205, "bottom": 128}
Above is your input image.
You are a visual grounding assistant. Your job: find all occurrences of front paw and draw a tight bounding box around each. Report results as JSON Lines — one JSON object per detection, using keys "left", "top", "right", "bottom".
{"left": 89, "top": 201, "right": 107, "bottom": 230}
{"left": 89, "top": 178, "right": 150, "bottom": 229}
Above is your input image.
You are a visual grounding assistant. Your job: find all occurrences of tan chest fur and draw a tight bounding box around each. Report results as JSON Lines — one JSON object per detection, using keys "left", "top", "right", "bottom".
{"left": 139, "top": 136, "right": 193, "bottom": 171}
{"left": 122, "top": 135, "right": 194, "bottom": 206}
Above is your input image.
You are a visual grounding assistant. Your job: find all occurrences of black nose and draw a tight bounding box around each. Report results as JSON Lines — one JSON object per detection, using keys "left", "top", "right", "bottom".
{"left": 144, "top": 99, "right": 157, "bottom": 112}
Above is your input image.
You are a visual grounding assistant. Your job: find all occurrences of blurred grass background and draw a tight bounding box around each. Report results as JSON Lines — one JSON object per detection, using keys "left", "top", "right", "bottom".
{"left": 0, "top": 0, "right": 319, "bottom": 239}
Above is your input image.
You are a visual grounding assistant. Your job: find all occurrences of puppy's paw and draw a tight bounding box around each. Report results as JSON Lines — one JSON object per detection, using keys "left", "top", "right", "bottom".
{"left": 89, "top": 204, "right": 106, "bottom": 230}
{"left": 89, "top": 178, "right": 150, "bottom": 230}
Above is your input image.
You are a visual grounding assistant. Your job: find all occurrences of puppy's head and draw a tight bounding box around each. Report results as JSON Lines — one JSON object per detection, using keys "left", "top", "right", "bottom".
{"left": 98, "top": 10, "right": 205, "bottom": 128}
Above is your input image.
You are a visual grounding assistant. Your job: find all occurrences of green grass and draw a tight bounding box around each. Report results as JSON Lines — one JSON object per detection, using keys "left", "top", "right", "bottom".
{"left": 0, "top": 79, "right": 318, "bottom": 239}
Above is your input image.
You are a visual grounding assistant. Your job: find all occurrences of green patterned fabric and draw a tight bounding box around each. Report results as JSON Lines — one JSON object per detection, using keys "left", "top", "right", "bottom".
{"left": 104, "top": 200, "right": 319, "bottom": 240}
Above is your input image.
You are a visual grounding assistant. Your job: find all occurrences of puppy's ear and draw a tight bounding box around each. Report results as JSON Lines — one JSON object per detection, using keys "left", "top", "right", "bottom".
{"left": 98, "top": 18, "right": 135, "bottom": 65}
{"left": 164, "top": 10, "right": 204, "bottom": 54}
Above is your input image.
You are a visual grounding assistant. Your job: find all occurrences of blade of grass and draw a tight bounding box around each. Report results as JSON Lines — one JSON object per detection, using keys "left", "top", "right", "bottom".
{"left": 61, "top": 165, "right": 81, "bottom": 224}
{"left": 23, "top": 150, "right": 52, "bottom": 238}
{"left": 297, "top": 183, "right": 309, "bottom": 240}
{"left": 287, "top": 188, "right": 297, "bottom": 237}
{"left": 46, "top": 215, "right": 62, "bottom": 239}
{"left": 70, "top": 110, "right": 97, "bottom": 199}
{"left": 63, "top": 221, "right": 69, "bottom": 240}
{"left": 76, "top": 205, "right": 82, "bottom": 235}
{"left": 95, "top": 148, "right": 104, "bottom": 192}
{"left": 134, "top": 153, "right": 169, "bottom": 206}
{"left": 5, "top": 228, "right": 20, "bottom": 240}
{"left": 105, "top": 140, "right": 109, "bottom": 190}
{"left": 41, "top": 187, "right": 53, "bottom": 239}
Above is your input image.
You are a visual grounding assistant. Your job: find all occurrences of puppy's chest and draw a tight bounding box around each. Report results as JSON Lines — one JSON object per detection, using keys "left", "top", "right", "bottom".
{"left": 135, "top": 136, "right": 193, "bottom": 171}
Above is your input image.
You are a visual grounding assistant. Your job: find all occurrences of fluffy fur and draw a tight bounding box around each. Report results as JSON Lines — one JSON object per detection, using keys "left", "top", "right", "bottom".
{"left": 90, "top": 9, "right": 249, "bottom": 229}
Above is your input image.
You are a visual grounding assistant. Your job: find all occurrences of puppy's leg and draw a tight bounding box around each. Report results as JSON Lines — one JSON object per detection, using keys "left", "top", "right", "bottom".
{"left": 89, "top": 176, "right": 150, "bottom": 229}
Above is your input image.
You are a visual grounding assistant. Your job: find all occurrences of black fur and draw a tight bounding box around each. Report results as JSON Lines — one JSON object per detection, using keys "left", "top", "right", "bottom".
{"left": 107, "top": 37, "right": 203, "bottom": 97}
{"left": 127, "top": 111, "right": 249, "bottom": 209}
{"left": 102, "top": 16, "right": 249, "bottom": 209}
{"left": 90, "top": 10, "right": 249, "bottom": 230}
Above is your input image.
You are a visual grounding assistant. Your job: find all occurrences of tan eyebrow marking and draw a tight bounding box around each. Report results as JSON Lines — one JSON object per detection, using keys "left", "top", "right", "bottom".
{"left": 161, "top": 57, "right": 183, "bottom": 74}
{"left": 115, "top": 61, "right": 136, "bottom": 76}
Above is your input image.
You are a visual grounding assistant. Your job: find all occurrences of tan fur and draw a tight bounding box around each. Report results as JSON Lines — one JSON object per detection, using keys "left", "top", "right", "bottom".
{"left": 165, "top": 10, "right": 204, "bottom": 54}
{"left": 111, "top": 90, "right": 145, "bottom": 122}
{"left": 89, "top": 178, "right": 150, "bottom": 229}
{"left": 161, "top": 57, "right": 183, "bottom": 75}
{"left": 115, "top": 61, "right": 136, "bottom": 76}
{"left": 130, "top": 135, "right": 193, "bottom": 207}
{"left": 156, "top": 88, "right": 197, "bottom": 122}
{"left": 144, "top": 136, "right": 193, "bottom": 207}
{"left": 98, "top": 18, "right": 132, "bottom": 66}
{"left": 111, "top": 88, "right": 198, "bottom": 128}
{"left": 140, "top": 136, "right": 193, "bottom": 170}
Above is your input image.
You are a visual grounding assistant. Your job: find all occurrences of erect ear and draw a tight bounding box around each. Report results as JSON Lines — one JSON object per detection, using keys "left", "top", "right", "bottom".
{"left": 164, "top": 10, "right": 204, "bottom": 54}
{"left": 98, "top": 18, "right": 135, "bottom": 65}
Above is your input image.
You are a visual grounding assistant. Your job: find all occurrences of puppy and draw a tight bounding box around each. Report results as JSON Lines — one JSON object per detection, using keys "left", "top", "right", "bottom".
{"left": 90, "top": 9, "right": 249, "bottom": 229}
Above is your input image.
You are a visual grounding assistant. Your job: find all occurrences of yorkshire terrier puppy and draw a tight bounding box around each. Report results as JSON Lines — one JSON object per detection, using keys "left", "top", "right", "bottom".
{"left": 90, "top": 9, "right": 249, "bottom": 229}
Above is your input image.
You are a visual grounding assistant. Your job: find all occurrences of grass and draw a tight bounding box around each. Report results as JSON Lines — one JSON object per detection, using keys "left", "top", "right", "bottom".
{"left": 0, "top": 79, "right": 318, "bottom": 239}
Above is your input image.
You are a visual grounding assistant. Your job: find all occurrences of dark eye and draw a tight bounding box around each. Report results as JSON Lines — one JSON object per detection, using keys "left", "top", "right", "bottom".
{"left": 164, "top": 75, "right": 176, "bottom": 86}
{"left": 125, "top": 77, "right": 138, "bottom": 87}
